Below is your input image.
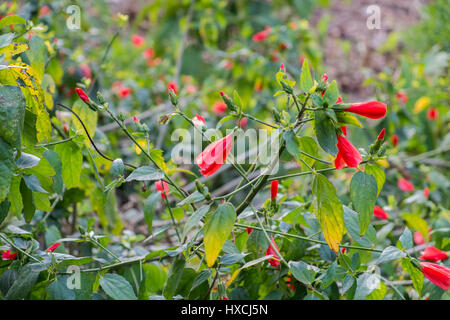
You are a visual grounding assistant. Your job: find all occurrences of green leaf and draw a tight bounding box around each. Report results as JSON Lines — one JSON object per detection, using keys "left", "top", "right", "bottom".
{"left": 312, "top": 174, "right": 344, "bottom": 252}
{"left": 48, "top": 276, "right": 76, "bottom": 300}
{"left": 314, "top": 110, "right": 338, "bottom": 156}
{"left": 323, "top": 80, "right": 339, "bottom": 106}
{"left": 0, "top": 200, "right": 10, "bottom": 225}
{"left": 177, "top": 191, "right": 205, "bottom": 206}
{"left": 401, "top": 213, "right": 429, "bottom": 241}
{"left": 15, "top": 152, "right": 40, "bottom": 169}
{"left": 0, "top": 33, "right": 14, "bottom": 49}
{"left": 354, "top": 273, "right": 380, "bottom": 300}
{"left": 399, "top": 227, "right": 413, "bottom": 250}
{"left": 163, "top": 254, "right": 186, "bottom": 300}
{"left": 365, "top": 164, "right": 385, "bottom": 196}
{"left": 0, "top": 85, "right": 25, "bottom": 149}
{"left": 336, "top": 112, "right": 362, "bottom": 128}
{"left": 110, "top": 158, "right": 124, "bottom": 178}
{"left": 204, "top": 203, "right": 236, "bottom": 267}
{"left": 350, "top": 171, "right": 378, "bottom": 236}
{"left": 5, "top": 264, "right": 41, "bottom": 300}
{"left": 22, "top": 174, "right": 47, "bottom": 193}
{"left": 289, "top": 260, "right": 316, "bottom": 285}
{"left": 26, "top": 36, "right": 46, "bottom": 81}
{"left": 144, "top": 191, "right": 160, "bottom": 234}
{"left": 43, "top": 149, "right": 63, "bottom": 194}
{"left": 300, "top": 59, "right": 313, "bottom": 92}
{"left": 99, "top": 274, "right": 137, "bottom": 300}
{"left": 72, "top": 101, "right": 98, "bottom": 147}
{"left": 401, "top": 258, "right": 423, "bottom": 296}
{"left": 281, "top": 206, "right": 310, "bottom": 228}
{"left": 55, "top": 141, "right": 82, "bottom": 189}
{"left": 283, "top": 130, "right": 301, "bottom": 160}
{"left": 0, "top": 15, "right": 26, "bottom": 29}
{"left": 20, "top": 178, "right": 35, "bottom": 223}
{"left": 376, "top": 246, "right": 406, "bottom": 264}
{"left": 125, "top": 165, "right": 164, "bottom": 182}
{"left": 298, "top": 136, "right": 319, "bottom": 167}
{"left": 183, "top": 205, "right": 210, "bottom": 240}
{"left": 0, "top": 138, "right": 14, "bottom": 202}
{"left": 365, "top": 281, "right": 387, "bottom": 300}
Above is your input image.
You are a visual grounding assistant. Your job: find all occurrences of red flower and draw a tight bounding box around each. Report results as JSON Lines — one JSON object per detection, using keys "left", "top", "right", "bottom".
{"left": 75, "top": 88, "right": 89, "bottom": 102}
{"left": 195, "top": 135, "right": 233, "bottom": 177}
{"left": 46, "top": 242, "right": 61, "bottom": 252}
{"left": 373, "top": 205, "right": 388, "bottom": 220}
{"left": 219, "top": 297, "right": 229, "bottom": 300}
{"left": 192, "top": 114, "right": 206, "bottom": 127}
{"left": 118, "top": 87, "right": 132, "bottom": 98}
{"left": 167, "top": 81, "right": 178, "bottom": 95}
{"left": 252, "top": 26, "right": 271, "bottom": 42}
{"left": 377, "top": 128, "right": 385, "bottom": 141}
{"left": 246, "top": 228, "right": 253, "bottom": 235}
{"left": 343, "top": 101, "right": 387, "bottom": 119}
{"left": 424, "top": 187, "right": 429, "bottom": 199}
{"left": 427, "top": 108, "right": 438, "bottom": 120}
{"left": 266, "top": 237, "right": 281, "bottom": 268}
{"left": 155, "top": 180, "right": 169, "bottom": 199}
{"left": 398, "top": 178, "right": 414, "bottom": 192}
{"left": 334, "top": 135, "right": 362, "bottom": 169}
{"left": 270, "top": 180, "right": 279, "bottom": 200}
{"left": 212, "top": 101, "right": 227, "bottom": 115}
{"left": 322, "top": 74, "right": 328, "bottom": 82}
{"left": 395, "top": 92, "right": 408, "bottom": 104}
{"left": 414, "top": 231, "right": 425, "bottom": 245}
{"left": 142, "top": 48, "right": 154, "bottom": 59}
{"left": 1, "top": 250, "right": 17, "bottom": 260}
{"left": 341, "top": 248, "right": 346, "bottom": 254}
{"left": 420, "top": 247, "right": 448, "bottom": 262}
{"left": 341, "top": 126, "right": 347, "bottom": 136}
{"left": 420, "top": 262, "right": 450, "bottom": 291}
{"left": 391, "top": 134, "right": 399, "bottom": 146}
{"left": 38, "top": 5, "right": 51, "bottom": 18}
{"left": 131, "top": 34, "right": 145, "bottom": 47}
{"left": 280, "top": 63, "right": 285, "bottom": 72}
{"left": 133, "top": 115, "right": 139, "bottom": 123}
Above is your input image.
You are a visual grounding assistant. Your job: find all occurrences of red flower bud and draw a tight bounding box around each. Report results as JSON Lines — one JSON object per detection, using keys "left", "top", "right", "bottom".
{"left": 1, "top": 250, "right": 17, "bottom": 260}
{"left": 219, "top": 297, "right": 229, "bottom": 300}
{"left": 192, "top": 114, "right": 206, "bottom": 127}
{"left": 414, "top": 231, "right": 425, "bottom": 245}
{"left": 424, "top": 187, "right": 429, "bottom": 199}
{"left": 133, "top": 115, "right": 139, "bottom": 123}
{"left": 252, "top": 27, "right": 271, "bottom": 42}
{"left": 280, "top": 63, "right": 285, "bottom": 71}
{"left": 344, "top": 101, "right": 387, "bottom": 119}
{"left": 322, "top": 74, "right": 328, "bottom": 82}
{"left": 395, "top": 92, "right": 408, "bottom": 104}
{"left": 46, "top": 242, "right": 61, "bottom": 252}
{"left": 237, "top": 117, "right": 248, "bottom": 128}
{"left": 398, "top": 178, "right": 414, "bottom": 192}
{"left": 377, "top": 128, "right": 385, "bottom": 141}
{"left": 220, "top": 91, "right": 224, "bottom": 97}
{"left": 131, "top": 34, "right": 145, "bottom": 47}
{"left": 373, "top": 205, "right": 388, "bottom": 220}
{"left": 246, "top": 228, "right": 253, "bottom": 235}
{"left": 118, "top": 87, "right": 132, "bottom": 99}
{"left": 75, "top": 88, "right": 89, "bottom": 103}
{"left": 427, "top": 108, "right": 438, "bottom": 121}
{"left": 167, "top": 81, "right": 178, "bottom": 95}
{"left": 420, "top": 246, "right": 448, "bottom": 262}
{"left": 420, "top": 262, "right": 450, "bottom": 291}
{"left": 266, "top": 237, "right": 281, "bottom": 268}
{"left": 155, "top": 180, "right": 169, "bottom": 199}
{"left": 391, "top": 134, "right": 399, "bottom": 147}
{"left": 334, "top": 135, "right": 362, "bottom": 169}
{"left": 270, "top": 180, "right": 279, "bottom": 200}
{"left": 195, "top": 135, "right": 233, "bottom": 177}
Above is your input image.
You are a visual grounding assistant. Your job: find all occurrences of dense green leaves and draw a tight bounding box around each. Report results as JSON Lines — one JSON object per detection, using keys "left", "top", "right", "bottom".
{"left": 350, "top": 171, "right": 378, "bottom": 236}
{"left": 204, "top": 203, "right": 236, "bottom": 267}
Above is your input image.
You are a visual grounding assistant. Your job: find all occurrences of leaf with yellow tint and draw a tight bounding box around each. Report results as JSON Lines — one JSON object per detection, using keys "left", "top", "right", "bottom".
{"left": 413, "top": 96, "right": 430, "bottom": 114}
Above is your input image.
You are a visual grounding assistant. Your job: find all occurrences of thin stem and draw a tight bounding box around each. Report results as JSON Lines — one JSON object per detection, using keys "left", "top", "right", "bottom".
{"left": 0, "top": 233, "right": 42, "bottom": 263}
{"left": 88, "top": 236, "right": 122, "bottom": 262}
{"left": 162, "top": 190, "right": 182, "bottom": 243}
{"left": 243, "top": 113, "right": 278, "bottom": 129}
{"left": 35, "top": 135, "right": 79, "bottom": 147}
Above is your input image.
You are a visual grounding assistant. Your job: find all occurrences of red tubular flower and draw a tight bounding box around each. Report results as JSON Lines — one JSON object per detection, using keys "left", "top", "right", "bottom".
{"left": 427, "top": 108, "right": 438, "bottom": 120}
{"left": 192, "top": 114, "right": 206, "bottom": 127}
{"left": 212, "top": 101, "right": 227, "bottom": 115}
{"left": 424, "top": 187, "right": 429, "bottom": 199}
{"left": 266, "top": 237, "right": 281, "bottom": 268}
{"left": 195, "top": 135, "right": 233, "bottom": 177}
{"left": 219, "top": 297, "right": 229, "bottom": 300}
{"left": 322, "top": 74, "right": 328, "bottom": 82}
{"left": 270, "top": 180, "right": 279, "bottom": 200}
{"left": 420, "top": 262, "right": 450, "bottom": 291}
{"left": 395, "top": 92, "right": 408, "bottom": 104}
{"left": 420, "top": 247, "right": 448, "bottom": 262}
{"left": 334, "top": 135, "right": 362, "bottom": 169}
{"left": 341, "top": 126, "right": 347, "bottom": 136}
{"left": 118, "top": 87, "right": 132, "bottom": 98}
{"left": 373, "top": 205, "right": 388, "bottom": 220}
{"left": 46, "top": 242, "right": 61, "bottom": 252}
{"left": 133, "top": 115, "right": 139, "bottom": 123}
{"left": 414, "top": 231, "right": 425, "bottom": 245}
{"left": 167, "top": 81, "right": 178, "bottom": 95}
{"left": 1, "top": 250, "right": 17, "bottom": 260}
{"left": 391, "top": 134, "right": 399, "bottom": 146}
{"left": 75, "top": 88, "right": 89, "bottom": 102}
{"left": 252, "top": 27, "right": 271, "bottom": 42}
{"left": 142, "top": 48, "right": 154, "bottom": 59}
{"left": 341, "top": 248, "right": 346, "bottom": 254}
{"left": 280, "top": 63, "right": 285, "bottom": 72}
{"left": 246, "top": 228, "right": 253, "bottom": 235}
{"left": 377, "top": 128, "right": 385, "bottom": 141}
{"left": 343, "top": 101, "right": 387, "bottom": 119}
{"left": 131, "top": 34, "right": 145, "bottom": 47}
{"left": 155, "top": 180, "right": 169, "bottom": 199}
{"left": 398, "top": 178, "right": 414, "bottom": 192}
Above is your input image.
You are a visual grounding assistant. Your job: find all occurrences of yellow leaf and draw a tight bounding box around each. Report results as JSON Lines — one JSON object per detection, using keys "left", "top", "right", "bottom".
{"left": 413, "top": 96, "right": 430, "bottom": 114}
{"left": 0, "top": 43, "right": 29, "bottom": 59}
{"left": 134, "top": 139, "right": 147, "bottom": 155}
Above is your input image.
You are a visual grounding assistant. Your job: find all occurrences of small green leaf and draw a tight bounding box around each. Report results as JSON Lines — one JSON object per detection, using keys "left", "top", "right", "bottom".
{"left": 350, "top": 171, "right": 378, "bottom": 236}
{"left": 125, "top": 166, "right": 164, "bottom": 182}
{"left": 144, "top": 192, "right": 160, "bottom": 234}
{"left": 289, "top": 260, "right": 316, "bottom": 285}
{"left": 354, "top": 273, "right": 379, "bottom": 300}
{"left": 401, "top": 213, "right": 428, "bottom": 241}
{"left": 99, "top": 274, "right": 137, "bottom": 300}
{"left": 110, "top": 159, "right": 124, "bottom": 177}
{"left": 323, "top": 80, "right": 339, "bottom": 106}
{"left": 177, "top": 191, "right": 205, "bottom": 206}
{"left": 399, "top": 227, "right": 413, "bottom": 250}
{"left": 0, "top": 15, "right": 26, "bottom": 29}
{"left": 401, "top": 258, "right": 423, "bottom": 296}
{"left": 283, "top": 130, "right": 301, "bottom": 160}
{"left": 22, "top": 174, "right": 47, "bottom": 193}
{"left": 314, "top": 110, "right": 338, "bottom": 156}
{"left": 55, "top": 141, "right": 82, "bottom": 189}
{"left": 20, "top": 178, "right": 35, "bottom": 223}
{"left": 376, "top": 246, "right": 406, "bottom": 264}
{"left": 336, "top": 112, "right": 362, "bottom": 128}
{"left": 365, "top": 164, "right": 385, "bottom": 196}
{"left": 300, "top": 59, "right": 313, "bottom": 92}
{"left": 183, "top": 205, "right": 210, "bottom": 240}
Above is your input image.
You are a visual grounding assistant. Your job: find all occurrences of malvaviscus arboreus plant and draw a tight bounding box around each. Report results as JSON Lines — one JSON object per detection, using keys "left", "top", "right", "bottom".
{"left": 0, "top": 3, "right": 448, "bottom": 301}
